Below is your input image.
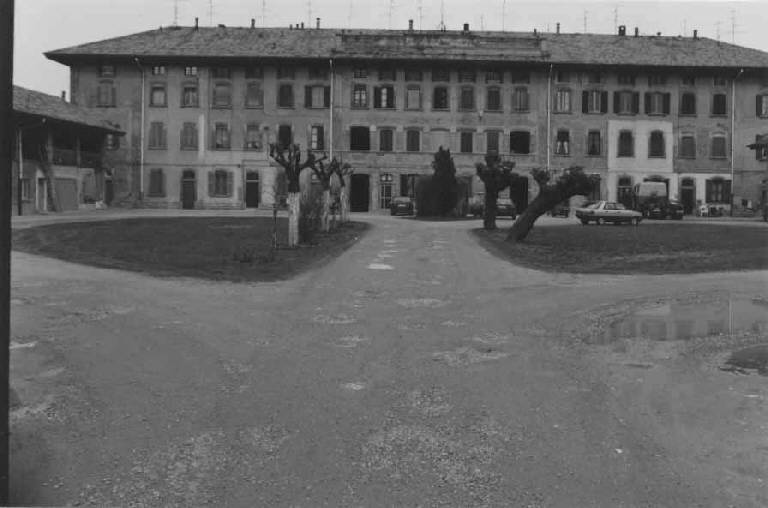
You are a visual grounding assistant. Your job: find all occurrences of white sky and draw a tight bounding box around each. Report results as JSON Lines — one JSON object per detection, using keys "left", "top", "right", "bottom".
{"left": 13, "top": 0, "right": 768, "bottom": 97}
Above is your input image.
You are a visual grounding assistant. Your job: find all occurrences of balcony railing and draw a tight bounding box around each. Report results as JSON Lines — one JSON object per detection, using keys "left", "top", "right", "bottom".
{"left": 52, "top": 148, "right": 102, "bottom": 168}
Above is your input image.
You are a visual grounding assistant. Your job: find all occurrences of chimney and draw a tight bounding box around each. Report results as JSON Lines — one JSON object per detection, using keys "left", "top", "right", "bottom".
{"left": 693, "top": 29, "right": 698, "bottom": 39}
{"left": 618, "top": 25, "right": 626, "bottom": 36}
{"left": 194, "top": 17, "right": 199, "bottom": 29}
{"left": 408, "top": 19, "right": 413, "bottom": 31}
{"left": 316, "top": 17, "right": 321, "bottom": 29}
{"left": 218, "top": 23, "right": 225, "bottom": 28}
{"left": 251, "top": 18, "right": 255, "bottom": 29}
{"left": 556, "top": 22, "right": 560, "bottom": 34}
{"left": 656, "top": 31, "right": 661, "bottom": 36}
{"left": 634, "top": 27, "right": 639, "bottom": 37}
{"left": 463, "top": 23, "right": 470, "bottom": 31}
{"left": 61, "top": 91, "right": 66, "bottom": 102}
{"left": 301, "top": 22, "right": 305, "bottom": 29}
{"left": 289, "top": 24, "right": 293, "bottom": 30}
{"left": 533, "top": 28, "right": 537, "bottom": 36}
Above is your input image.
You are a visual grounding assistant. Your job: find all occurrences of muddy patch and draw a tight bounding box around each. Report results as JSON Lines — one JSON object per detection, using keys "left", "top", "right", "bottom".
{"left": 432, "top": 346, "right": 509, "bottom": 367}
{"left": 721, "top": 344, "right": 768, "bottom": 376}
{"left": 471, "top": 332, "right": 513, "bottom": 346}
{"left": 333, "top": 335, "right": 370, "bottom": 348}
{"left": 396, "top": 298, "right": 448, "bottom": 309}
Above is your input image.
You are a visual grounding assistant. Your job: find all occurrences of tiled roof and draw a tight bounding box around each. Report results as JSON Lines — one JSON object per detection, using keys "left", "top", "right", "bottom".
{"left": 45, "top": 26, "right": 768, "bottom": 69}
{"left": 13, "top": 86, "right": 123, "bottom": 133}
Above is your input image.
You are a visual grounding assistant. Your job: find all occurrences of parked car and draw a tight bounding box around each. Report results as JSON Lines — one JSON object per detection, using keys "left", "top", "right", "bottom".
{"left": 575, "top": 200, "right": 643, "bottom": 225}
{"left": 666, "top": 200, "right": 685, "bottom": 220}
{"left": 390, "top": 196, "right": 414, "bottom": 216}
{"left": 469, "top": 196, "right": 484, "bottom": 217}
{"left": 496, "top": 198, "right": 517, "bottom": 218}
{"left": 550, "top": 202, "right": 570, "bottom": 217}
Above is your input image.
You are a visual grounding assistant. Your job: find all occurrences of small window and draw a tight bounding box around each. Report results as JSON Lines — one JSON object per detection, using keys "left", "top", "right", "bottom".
{"left": 585, "top": 72, "right": 601, "bottom": 84}
{"left": 406, "top": 85, "right": 421, "bottom": 110}
{"left": 618, "top": 73, "right": 636, "bottom": 86}
{"left": 486, "top": 87, "right": 501, "bottom": 111}
{"left": 150, "top": 84, "right": 167, "bottom": 107}
{"left": 713, "top": 76, "right": 728, "bottom": 87}
{"left": 181, "top": 83, "right": 199, "bottom": 107}
{"left": 458, "top": 70, "right": 476, "bottom": 83}
{"left": 712, "top": 93, "right": 727, "bottom": 115}
{"left": 379, "top": 129, "right": 394, "bottom": 152}
{"left": 310, "top": 125, "right": 325, "bottom": 151}
{"left": 148, "top": 122, "right": 166, "bottom": 149}
{"left": 212, "top": 82, "right": 232, "bottom": 108}
{"left": 151, "top": 66, "right": 166, "bottom": 76}
{"left": 710, "top": 134, "right": 727, "bottom": 158}
{"left": 510, "top": 71, "right": 530, "bottom": 84}
{"left": 587, "top": 130, "right": 601, "bottom": 156}
{"left": 277, "top": 66, "right": 295, "bottom": 80}
{"left": 485, "top": 70, "right": 503, "bottom": 83}
{"left": 277, "top": 84, "right": 294, "bottom": 108}
{"left": 459, "top": 87, "right": 475, "bottom": 111}
{"left": 184, "top": 66, "right": 198, "bottom": 77}
{"left": 432, "top": 67, "right": 450, "bottom": 82}
{"left": 406, "top": 130, "right": 421, "bottom": 152}
{"left": 106, "top": 134, "right": 120, "bottom": 150}
{"left": 486, "top": 131, "right": 500, "bottom": 154}
{"left": 680, "top": 134, "right": 696, "bottom": 158}
{"left": 308, "top": 66, "right": 328, "bottom": 80}
{"left": 680, "top": 92, "right": 696, "bottom": 115}
{"left": 213, "top": 123, "right": 230, "bottom": 150}
{"left": 645, "top": 91, "right": 670, "bottom": 115}
{"left": 757, "top": 94, "right": 768, "bottom": 117}
{"left": 148, "top": 169, "right": 165, "bottom": 197}
{"left": 352, "top": 84, "right": 368, "bottom": 108}
{"left": 618, "top": 130, "right": 634, "bottom": 157}
{"left": 245, "top": 67, "right": 263, "bottom": 79}
{"left": 433, "top": 87, "right": 449, "bottom": 110}
{"left": 555, "top": 71, "right": 570, "bottom": 83}
{"left": 405, "top": 69, "right": 423, "bottom": 82}
{"left": 97, "top": 81, "right": 116, "bottom": 107}
{"left": 460, "top": 131, "right": 473, "bottom": 153}
{"left": 378, "top": 68, "right": 396, "bottom": 81}
{"left": 246, "top": 82, "right": 264, "bottom": 108}
{"left": 98, "top": 65, "right": 115, "bottom": 77}
{"left": 554, "top": 89, "right": 571, "bottom": 113}
{"left": 245, "top": 124, "right": 262, "bottom": 150}
{"left": 373, "top": 86, "right": 395, "bottom": 109}
{"left": 649, "top": 130, "right": 665, "bottom": 158}
{"left": 682, "top": 75, "right": 695, "bottom": 86}
{"left": 278, "top": 125, "right": 292, "bottom": 149}
{"left": 350, "top": 126, "right": 370, "bottom": 151}
{"left": 212, "top": 67, "right": 231, "bottom": 79}
{"left": 512, "top": 87, "right": 529, "bottom": 112}
{"left": 353, "top": 67, "right": 368, "bottom": 79}
{"left": 755, "top": 135, "right": 768, "bottom": 160}
{"left": 587, "top": 175, "right": 601, "bottom": 202}
{"left": 648, "top": 74, "right": 667, "bottom": 86}
{"left": 305, "top": 85, "right": 330, "bottom": 108}
{"left": 20, "top": 178, "right": 31, "bottom": 201}
{"left": 209, "top": 169, "right": 232, "bottom": 197}
{"left": 510, "top": 131, "right": 530, "bottom": 154}
{"left": 555, "top": 130, "right": 570, "bottom": 155}
{"left": 180, "top": 122, "right": 198, "bottom": 150}
{"left": 582, "top": 90, "right": 607, "bottom": 114}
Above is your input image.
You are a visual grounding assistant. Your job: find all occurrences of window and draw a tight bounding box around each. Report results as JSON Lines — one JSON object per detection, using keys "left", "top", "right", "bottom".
{"left": 647, "top": 74, "right": 667, "bottom": 86}
{"left": 212, "top": 82, "right": 232, "bottom": 108}
{"left": 431, "top": 130, "right": 450, "bottom": 151}
{"left": 555, "top": 130, "right": 570, "bottom": 155}
{"left": 400, "top": 174, "right": 418, "bottom": 197}
{"left": 757, "top": 94, "right": 768, "bottom": 117}
{"left": 20, "top": 178, "right": 30, "bottom": 201}
{"left": 617, "top": 176, "right": 633, "bottom": 207}
{"left": 373, "top": 85, "right": 395, "bottom": 109}
{"left": 305, "top": 85, "right": 330, "bottom": 108}
{"left": 510, "top": 131, "right": 530, "bottom": 154}
{"left": 310, "top": 125, "right": 325, "bottom": 150}
{"left": 148, "top": 122, "right": 166, "bottom": 149}
{"left": 353, "top": 67, "right": 368, "bottom": 79}
{"left": 459, "top": 69, "right": 476, "bottom": 83}
{"left": 352, "top": 84, "right": 368, "bottom": 108}
{"left": 755, "top": 135, "right": 768, "bottom": 160}
{"left": 209, "top": 169, "right": 233, "bottom": 197}
{"left": 106, "top": 134, "right": 120, "bottom": 150}
{"left": 649, "top": 130, "right": 665, "bottom": 157}
{"left": 308, "top": 67, "right": 328, "bottom": 80}
{"left": 680, "top": 134, "right": 696, "bottom": 158}
{"left": 512, "top": 87, "right": 529, "bottom": 112}
{"left": 97, "top": 81, "right": 116, "bottom": 107}
{"left": 554, "top": 89, "right": 571, "bottom": 113}
{"left": 486, "top": 87, "right": 501, "bottom": 111}
{"left": 180, "top": 122, "right": 198, "bottom": 150}
{"left": 618, "top": 130, "right": 634, "bottom": 157}
{"left": 150, "top": 84, "right": 166, "bottom": 107}
{"left": 485, "top": 70, "right": 503, "bottom": 83}
{"left": 705, "top": 178, "right": 731, "bottom": 203}
{"left": 379, "top": 173, "right": 393, "bottom": 209}
{"left": 213, "top": 123, "right": 230, "bottom": 150}
{"left": 246, "top": 82, "right": 263, "bottom": 108}
{"left": 582, "top": 90, "right": 607, "bottom": 114}
{"left": 614, "top": 91, "right": 639, "bottom": 114}
{"left": 510, "top": 71, "right": 530, "bottom": 84}
{"left": 587, "top": 176, "right": 601, "bottom": 202}
{"left": 184, "top": 66, "right": 198, "bottom": 76}
{"left": 433, "top": 87, "right": 449, "bottom": 110}
{"left": 713, "top": 76, "right": 728, "bottom": 87}
{"left": 277, "top": 84, "right": 294, "bottom": 108}
{"left": 432, "top": 67, "right": 449, "bottom": 82}
{"left": 405, "top": 69, "right": 423, "bottom": 81}
{"left": 151, "top": 66, "right": 166, "bottom": 76}
{"left": 587, "top": 130, "right": 601, "bottom": 156}
{"left": 378, "top": 68, "right": 396, "bottom": 81}
{"left": 618, "top": 73, "right": 636, "bottom": 86}
{"left": 459, "top": 87, "right": 475, "bottom": 110}
{"left": 379, "top": 129, "right": 394, "bottom": 151}
{"left": 486, "top": 131, "right": 500, "bottom": 154}
{"left": 98, "top": 65, "right": 115, "bottom": 77}
{"left": 245, "top": 124, "right": 262, "bottom": 150}
{"left": 350, "top": 126, "right": 370, "bottom": 151}
{"left": 406, "top": 86, "right": 422, "bottom": 110}
{"left": 710, "top": 134, "right": 727, "bottom": 158}
{"left": 278, "top": 125, "right": 292, "bottom": 149}
{"left": 680, "top": 92, "right": 696, "bottom": 115}
{"left": 460, "top": 131, "right": 473, "bottom": 153}
{"left": 585, "top": 72, "right": 601, "bottom": 84}
{"left": 211, "top": 67, "right": 231, "bottom": 79}
{"left": 682, "top": 75, "right": 695, "bottom": 86}
{"left": 555, "top": 71, "right": 570, "bottom": 83}
{"left": 245, "top": 67, "right": 263, "bottom": 79}
{"left": 148, "top": 169, "right": 165, "bottom": 197}
{"left": 645, "top": 92, "right": 670, "bottom": 115}
{"left": 712, "top": 93, "right": 727, "bottom": 115}
{"left": 406, "top": 130, "right": 420, "bottom": 152}
{"left": 181, "top": 84, "right": 199, "bottom": 107}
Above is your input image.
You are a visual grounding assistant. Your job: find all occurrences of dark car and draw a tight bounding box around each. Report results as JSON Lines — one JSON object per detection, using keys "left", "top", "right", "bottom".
{"left": 390, "top": 196, "right": 414, "bottom": 216}
{"left": 667, "top": 200, "right": 685, "bottom": 220}
{"left": 646, "top": 200, "right": 685, "bottom": 220}
{"left": 496, "top": 198, "right": 517, "bottom": 218}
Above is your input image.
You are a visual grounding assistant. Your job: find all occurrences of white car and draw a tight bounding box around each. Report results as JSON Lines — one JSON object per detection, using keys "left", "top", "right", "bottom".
{"left": 575, "top": 201, "right": 642, "bottom": 225}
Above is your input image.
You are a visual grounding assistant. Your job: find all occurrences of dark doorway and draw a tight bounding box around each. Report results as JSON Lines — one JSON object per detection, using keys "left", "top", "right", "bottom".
{"left": 278, "top": 125, "right": 293, "bottom": 150}
{"left": 350, "top": 174, "right": 370, "bottom": 212}
{"left": 181, "top": 170, "right": 196, "bottom": 209}
{"left": 245, "top": 170, "right": 260, "bottom": 208}
{"left": 105, "top": 178, "right": 114, "bottom": 205}
{"left": 510, "top": 176, "right": 529, "bottom": 212}
{"left": 681, "top": 178, "right": 695, "bottom": 214}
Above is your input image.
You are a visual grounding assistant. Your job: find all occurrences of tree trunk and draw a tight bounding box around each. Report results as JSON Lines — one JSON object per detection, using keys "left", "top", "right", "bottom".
{"left": 340, "top": 186, "right": 349, "bottom": 224}
{"left": 287, "top": 192, "right": 300, "bottom": 247}
{"left": 506, "top": 190, "right": 564, "bottom": 242}
{"left": 483, "top": 190, "right": 498, "bottom": 230}
{"left": 321, "top": 189, "right": 331, "bottom": 233}
{"left": 39, "top": 147, "right": 60, "bottom": 212}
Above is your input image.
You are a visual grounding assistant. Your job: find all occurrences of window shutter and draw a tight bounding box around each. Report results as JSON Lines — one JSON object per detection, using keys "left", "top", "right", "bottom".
{"left": 758, "top": 135, "right": 763, "bottom": 160}
{"left": 582, "top": 91, "right": 589, "bottom": 114}
{"left": 613, "top": 91, "right": 620, "bottom": 114}
{"left": 644, "top": 92, "right": 651, "bottom": 114}
{"left": 324, "top": 86, "right": 331, "bottom": 107}
{"left": 161, "top": 171, "right": 167, "bottom": 197}
{"left": 705, "top": 180, "right": 712, "bottom": 201}
{"left": 317, "top": 126, "right": 325, "bottom": 150}
{"left": 600, "top": 91, "right": 608, "bottom": 113}
{"left": 208, "top": 172, "right": 215, "bottom": 197}
{"left": 632, "top": 92, "right": 640, "bottom": 114}
{"left": 305, "top": 86, "right": 312, "bottom": 108}
{"left": 724, "top": 180, "right": 732, "bottom": 202}
{"left": 663, "top": 93, "right": 671, "bottom": 114}
{"left": 373, "top": 87, "right": 381, "bottom": 108}
{"left": 758, "top": 95, "right": 763, "bottom": 117}
{"left": 227, "top": 172, "right": 234, "bottom": 197}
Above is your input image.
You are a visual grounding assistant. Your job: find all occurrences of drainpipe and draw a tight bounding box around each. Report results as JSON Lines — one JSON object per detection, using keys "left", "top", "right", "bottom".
{"left": 730, "top": 68, "right": 744, "bottom": 215}
{"left": 329, "top": 58, "right": 334, "bottom": 160}
{"left": 16, "top": 130, "right": 22, "bottom": 215}
{"left": 133, "top": 57, "right": 145, "bottom": 203}
{"left": 547, "top": 64, "right": 553, "bottom": 171}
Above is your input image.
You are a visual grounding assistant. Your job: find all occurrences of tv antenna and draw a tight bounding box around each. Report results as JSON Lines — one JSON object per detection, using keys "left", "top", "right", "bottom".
{"left": 583, "top": 10, "right": 587, "bottom": 33}
{"left": 347, "top": 0, "right": 353, "bottom": 28}
{"left": 438, "top": 0, "right": 446, "bottom": 30}
{"left": 171, "top": 0, "right": 188, "bottom": 26}
{"left": 307, "top": 0, "right": 312, "bottom": 26}
{"left": 502, "top": 0, "right": 506, "bottom": 30}
{"left": 715, "top": 20, "right": 721, "bottom": 42}
{"left": 613, "top": 6, "right": 618, "bottom": 33}
{"left": 209, "top": 0, "right": 214, "bottom": 25}
{"left": 418, "top": 0, "right": 423, "bottom": 30}
{"left": 262, "top": 0, "right": 266, "bottom": 27}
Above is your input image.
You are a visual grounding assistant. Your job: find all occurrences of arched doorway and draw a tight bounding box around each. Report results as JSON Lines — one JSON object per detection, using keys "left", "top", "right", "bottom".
{"left": 680, "top": 178, "right": 695, "bottom": 214}
{"left": 181, "top": 169, "right": 196, "bottom": 209}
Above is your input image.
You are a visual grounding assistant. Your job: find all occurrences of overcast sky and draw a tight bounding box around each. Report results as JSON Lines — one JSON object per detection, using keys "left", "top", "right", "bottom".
{"left": 13, "top": 0, "right": 768, "bottom": 96}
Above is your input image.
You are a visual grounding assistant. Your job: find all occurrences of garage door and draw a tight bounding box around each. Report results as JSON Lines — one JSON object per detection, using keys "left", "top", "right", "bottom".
{"left": 54, "top": 178, "right": 78, "bottom": 211}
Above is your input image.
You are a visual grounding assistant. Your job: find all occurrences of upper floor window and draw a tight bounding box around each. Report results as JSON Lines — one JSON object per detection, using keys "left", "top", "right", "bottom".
{"left": 681, "top": 75, "right": 695, "bottom": 86}
{"left": 184, "top": 66, "right": 198, "bottom": 77}
{"left": 105, "top": 134, "right": 120, "bottom": 150}
{"left": 276, "top": 66, "right": 294, "bottom": 80}
{"left": 148, "top": 122, "right": 167, "bottom": 149}
{"left": 352, "top": 84, "right": 368, "bottom": 108}
{"left": 648, "top": 130, "right": 665, "bottom": 158}
{"left": 180, "top": 122, "right": 198, "bottom": 150}
{"left": 713, "top": 76, "right": 728, "bottom": 87}
{"left": 585, "top": 72, "right": 601, "bottom": 84}
{"left": 350, "top": 126, "right": 370, "bottom": 151}
{"left": 245, "top": 82, "right": 264, "bottom": 108}
{"left": 486, "top": 87, "right": 501, "bottom": 111}
{"left": 405, "top": 69, "right": 423, "bottom": 81}
{"left": 587, "top": 130, "right": 601, "bottom": 156}
{"left": 680, "top": 134, "right": 696, "bottom": 158}
{"left": 710, "top": 134, "right": 727, "bottom": 158}
{"left": 245, "top": 123, "right": 262, "bottom": 150}
{"left": 406, "top": 129, "right": 421, "bottom": 152}
{"left": 680, "top": 92, "right": 696, "bottom": 115}
{"left": 308, "top": 67, "right": 328, "bottom": 80}
{"left": 458, "top": 69, "right": 476, "bottom": 83}
{"left": 645, "top": 91, "right": 670, "bottom": 115}
{"left": 617, "top": 73, "right": 636, "bottom": 86}
{"left": 755, "top": 135, "right": 768, "bottom": 160}
{"left": 405, "top": 85, "right": 422, "bottom": 110}
{"left": 98, "top": 65, "right": 115, "bottom": 77}
{"left": 182, "top": 83, "right": 199, "bottom": 107}
{"left": 512, "top": 87, "right": 529, "bottom": 112}
{"left": 212, "top": 82, "right": 232, "bottom": 108}
{"left": 433, "top": 87, "right": 449, "bottom": 110}
{"left": 245, "top": 67, "right": 263, "bottom": 79}
{"left": 757, "top": 94, "right": 768, "bottom": 117}
{"left": 277, "top": 84, "right": 294, "bottom": 108}
{"left": 378, "top": 68, "right": 396, "bottom": 81}
{"left": 211, "top": 67, "right": 231, "bottom": 79}
{"left": 554, "top": 88, "right": 571, "bottom": 113}
{"left": 485, "top": 70, "right": 503, "bottom": 83}
{"left": 510, "top": 131, "right": 531, "bottom": 154}
{"left": 432, "top": 67, "right": 450, "bottom": 82}
{"left": 213, "top": 123, "right": 230, "bottom": 150}
{"left": 614, "top": 91, "right": 639, "bottom": 114}
{"left": 459, "top": 86, "right": 475, "bottom": 110}
{"left": 555, "top": 130, "right": 570, "bottom": 155}
{"left": 647, "top": 74, "right": 667, "bottom": 86}
{"left": 582, "top": 90, "right": 607, "bottom": 114}
{"left": 150, "top": 84, "right": 167, "bottom": 107}
{"left": 379, "top": 129, "right": 394, "bottom": 152}
{"left": 353, "top": 67, "right": 368, "bottom": 79}
{"left": 305, "top": 85, "right": 330, "bottom": 108}
{"left": 373, "top": 85, "right": 395, "bottom": 109}
{"left": 711, "top": 93, "right": 727, "bottom": 115}
{"left": 618, "top": 130, "right": 634, "bottom": 157}
{"left": 97, "top": 81, "right": 116, "bottom": 107}
{"left": 510, "top": 71, "right": 530, "bottom": 84}
{"left": 310, "top": 125, "right": 325, "bottom": 150}
{"left": 151, "top": 66, "right": 166, "bottom": 76}
{"left": 555, "top": 71, "right": 570, "bottom": 83}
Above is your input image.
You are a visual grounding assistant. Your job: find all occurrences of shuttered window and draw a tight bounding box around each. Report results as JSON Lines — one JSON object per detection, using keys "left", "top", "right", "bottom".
{"left": 148, "top": 122, "right": 166, "bottom": 149}
{"left": 148, "top": 169, "right": 165, "bottom": 197}
{"left": 180, "top": 123, "right": 198, "bottom": 150}
{"left": 208, "top": 169, "right": 234, "bottom": 198}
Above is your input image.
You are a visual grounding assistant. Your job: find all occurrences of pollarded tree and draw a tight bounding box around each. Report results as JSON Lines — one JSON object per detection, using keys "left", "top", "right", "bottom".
{"left": 431, "top": 146, "right": 459, "bottom": 216}
{"left": 310, "top": 158, "right": 335, "bottom": 233}
{"left": 475, "top": 153, "right": 520, "bottom": 230}
{"left": 330, "top": 159, "right": 353, "bottom": 224}
{"left": 507, "top": 166, "right": 598, "bottom": 242}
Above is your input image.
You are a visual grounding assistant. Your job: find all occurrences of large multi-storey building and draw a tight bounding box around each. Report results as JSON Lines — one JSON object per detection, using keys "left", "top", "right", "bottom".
{"left": 45, "top": 21, "right": 768, "bottom": 214}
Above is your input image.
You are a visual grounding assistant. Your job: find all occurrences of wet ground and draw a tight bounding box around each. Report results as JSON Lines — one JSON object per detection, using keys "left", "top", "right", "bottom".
{"left": 9, "top": 212, "right": 768, "bottom": 506}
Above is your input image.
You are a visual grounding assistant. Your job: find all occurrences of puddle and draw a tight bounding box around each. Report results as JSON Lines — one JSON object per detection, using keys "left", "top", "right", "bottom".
{"left": 591, "top": 298, "right": 768, "bottom": 344}
{"left": 721, "top": 344, "right": 768, "bottom": 376}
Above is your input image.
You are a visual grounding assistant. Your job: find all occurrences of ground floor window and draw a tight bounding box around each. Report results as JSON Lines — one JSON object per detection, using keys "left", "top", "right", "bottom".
{"left": 20, "top": 178, "right": 31, "bottom": 201}
{"left": 209, "top": 169, "right": 233, "bottom": 197}
{"left": 617, "top": 176, "right": 632, "bottom": 207}
{"left": 705, "top": 178, "right": 731, "bottom": 204}
{"left": 587, "top": 175, "right": 601, "bottom": 201}
{"left": 400, "top": 173, "right": 418, "bottom": 197}
{"left": 148, "top": 168, "right": 165, "bottom": 197}
{"left": 380, "top": 173, "right": 393, "bottom": 209}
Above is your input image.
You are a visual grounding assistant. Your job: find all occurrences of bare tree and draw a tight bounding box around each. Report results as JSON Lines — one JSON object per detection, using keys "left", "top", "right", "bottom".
{"left": 330, "top": 159, "right": 353, "bottom": 224}
{"left": 507, "top": 166, "right": 597, "bottom": 242}
{"left": 310, "top": 157, "right": 335, "bottom": 233}
{"left": 475, "top": 153, "right": 519, "bottom": 230}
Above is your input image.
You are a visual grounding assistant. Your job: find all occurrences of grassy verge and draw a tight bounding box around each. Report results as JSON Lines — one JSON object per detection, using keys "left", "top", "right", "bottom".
{"left": 473, "top": 222, "right": 768, "bottom": 274}
{"left": 13, "top": 217, "right": 368, "bottom": 282}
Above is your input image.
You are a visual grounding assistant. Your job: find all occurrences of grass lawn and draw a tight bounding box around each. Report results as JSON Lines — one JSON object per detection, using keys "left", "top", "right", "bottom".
{"left": 12, "top": 217, "right": 368, "bottom": 282}
{"left": 473, "top": 222, "right": 768, "bottom": 274}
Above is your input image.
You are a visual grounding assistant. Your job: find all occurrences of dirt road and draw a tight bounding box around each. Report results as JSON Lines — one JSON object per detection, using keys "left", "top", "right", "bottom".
{"left": 10, "top": 214, "right": 768, "bottom": 506}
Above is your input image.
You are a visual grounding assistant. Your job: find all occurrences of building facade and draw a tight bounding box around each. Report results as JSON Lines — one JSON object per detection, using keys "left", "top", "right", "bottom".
{"left": 46, "top": 23, "right": 768, "bottom": 213}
